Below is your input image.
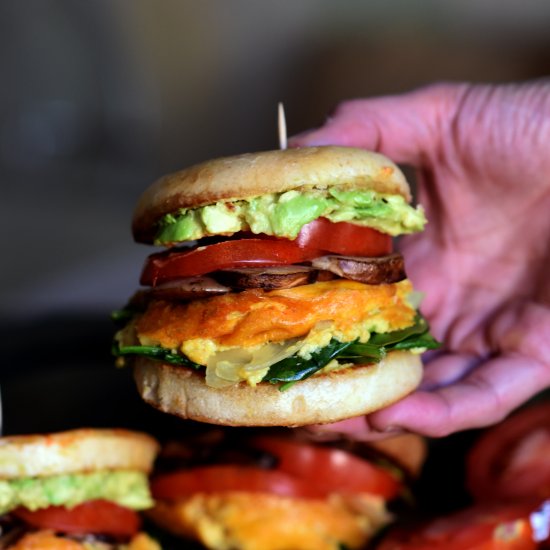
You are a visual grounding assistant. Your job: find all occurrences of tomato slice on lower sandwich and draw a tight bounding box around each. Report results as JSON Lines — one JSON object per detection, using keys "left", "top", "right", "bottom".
{"left": 467, "top": 402, "right": 550, "bottom": 502}
{"left": 14, "top": 499, "right": 141, "bottom": 539}
{"left": 377, "top": 500, "right": 549, "bottom": 550}
{"left": 252, "top": 437, "right": 402, "bottom": 500}
{"left": 152, "top": 439, "right": 401, "bottom": 502}
{"left": 151, "top": 465, "right": 324, "bottom": 500}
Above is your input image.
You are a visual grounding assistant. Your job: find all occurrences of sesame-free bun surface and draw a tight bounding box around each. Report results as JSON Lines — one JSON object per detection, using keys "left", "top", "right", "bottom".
{"left": 133, "top": 351, "right": 422, "bottom": 427}
{"left": 132, "top": 146, "right": 411, "bottom": 243}
{"left": 0, "top": 428, "right": 159, "bottom": 479}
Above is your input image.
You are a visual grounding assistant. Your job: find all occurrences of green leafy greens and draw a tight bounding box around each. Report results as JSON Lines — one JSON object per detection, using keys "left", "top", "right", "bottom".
{"left": 262, "top": 314, "right": 439, "bottom": 390}
{"left": 112, "top": 314, "right": 439, "bottom": 390}
{"left": 112, "top": 343, "right": 202, "bottom": 369}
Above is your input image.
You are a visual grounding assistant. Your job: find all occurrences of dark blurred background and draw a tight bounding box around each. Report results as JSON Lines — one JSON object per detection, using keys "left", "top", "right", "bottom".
{"left": 1, "top": 0, "right": 549, "bottom": 516}
{"left": 3, "top": 0, "right": 550, "bottom": 321}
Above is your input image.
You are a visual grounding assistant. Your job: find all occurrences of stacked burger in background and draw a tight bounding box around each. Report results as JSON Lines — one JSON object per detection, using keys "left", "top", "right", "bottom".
{"left": 0, "top": 429, "right": 160, "bottom": 549}
{"left": 147, "top": 430, "right": 427, "bottom": 550}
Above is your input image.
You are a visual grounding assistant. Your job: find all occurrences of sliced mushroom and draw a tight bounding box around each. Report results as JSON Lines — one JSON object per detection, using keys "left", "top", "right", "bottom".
{"left": 311, "top": 253, "right": 406, "bottom": 284}
{"left": 134, "top": 276, "right": 230, "bottom": 303}
{"left": 213, "top": 266, "right": 319, "bottom": 290}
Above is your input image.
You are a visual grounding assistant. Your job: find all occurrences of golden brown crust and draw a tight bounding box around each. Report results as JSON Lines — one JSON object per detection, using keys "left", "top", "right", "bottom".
{"left": 0, "top": 429, "right": 160, "bottom": 480}
{"left": 147, "top": 492, "right": 390, "bottom": 550}
{"left": 132, "top": 146, "right": 411, "bottom": 243}
{"left": 132, "top": 351, "right": 422, "bottom": 427}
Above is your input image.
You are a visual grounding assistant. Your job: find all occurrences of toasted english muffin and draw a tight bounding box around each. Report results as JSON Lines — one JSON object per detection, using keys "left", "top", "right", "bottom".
{"left": 134, "top": 351, "right": 422, "bottom": 427}
{"left": 0, "top": 428, "right": 159, "bottom": 479}
{"left": 132, "top": 146, "right": 411, "bottom": 243}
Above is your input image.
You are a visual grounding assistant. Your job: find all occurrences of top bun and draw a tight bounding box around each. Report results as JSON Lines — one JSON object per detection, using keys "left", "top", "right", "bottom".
{"left": 0, "top": 428, "right": 159, "bottom": 479}
{"left": 132, "top": 146, "right": 410, "bottom": 243}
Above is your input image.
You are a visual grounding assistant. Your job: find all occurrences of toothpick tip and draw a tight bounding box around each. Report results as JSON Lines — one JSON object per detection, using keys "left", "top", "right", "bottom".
{"left": 278, "top": 102, "right": 288, "bottom": 150}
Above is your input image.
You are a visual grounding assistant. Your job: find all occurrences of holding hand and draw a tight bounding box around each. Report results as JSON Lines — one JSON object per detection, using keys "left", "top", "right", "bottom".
{"left": 292, "top": 81, "right": 550, "bottom": 437}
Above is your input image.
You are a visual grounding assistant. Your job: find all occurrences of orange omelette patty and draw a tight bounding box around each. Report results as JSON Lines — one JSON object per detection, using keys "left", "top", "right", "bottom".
{"left": 136, "top": 280, "right": 415, "bottom": 350}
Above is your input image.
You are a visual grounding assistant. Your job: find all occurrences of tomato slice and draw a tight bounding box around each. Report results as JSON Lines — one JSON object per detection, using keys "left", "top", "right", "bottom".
{"left": 151, "top": 465, "right": 324, "bottom": 501}
{"left": 140, "top": 239, "right": 323, "bottom": 286}
{"left": 296, "top": 217, "right": 391, "bottom": 256}
{"left": 252, "top": 436, "right": 401, "bottom": 499}
{"left": 151, "top": 440, "right": 400, "bottom": 501}
{"left": 377, "top": 501, "right": 548, "bottom": 550}
{"left": 467, "top": 402, "right": 550, "bottom": 502}
{"left": 14, "top": 499, "right": 141, "bottom": 539}
{"left": 141, "top": 219, "right": 392, "bottom": 285}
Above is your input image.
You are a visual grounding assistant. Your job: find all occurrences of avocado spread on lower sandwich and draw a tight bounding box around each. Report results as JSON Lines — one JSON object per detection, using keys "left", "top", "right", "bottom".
{"left": 0, "top": 470, "right": 153, "bottom": 514}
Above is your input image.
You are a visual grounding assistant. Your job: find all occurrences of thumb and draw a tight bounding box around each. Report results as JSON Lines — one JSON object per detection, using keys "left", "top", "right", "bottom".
{"left": 290, "top": 83, "right": 468, "bottom": 166}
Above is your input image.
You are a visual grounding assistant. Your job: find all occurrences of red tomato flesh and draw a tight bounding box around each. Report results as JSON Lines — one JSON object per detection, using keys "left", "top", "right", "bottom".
{"left": 252, "top": 436, "right": 401, "bottom": 500}
{"left": 467, "top": 402, "right": 550, "bottom": 502}
{"left": 377, "top": 501, "right": 547, "bottom": 550}
{"left": 151, "top": 438, "right": 402, "bottom": 502}
{"left": 14, "top": 499, "right": 141, "bottom": 539}
{"left": 151, "top": 465, "right": 324, "bottom": 500}
{"left": 296, "top": 217, "right": 391, "bottom": 256}
{"left": 141, "top": 219, "right": 392, "bottom": 285}
{"left": 140, "top": 238, "right": 323, "bottom": 286}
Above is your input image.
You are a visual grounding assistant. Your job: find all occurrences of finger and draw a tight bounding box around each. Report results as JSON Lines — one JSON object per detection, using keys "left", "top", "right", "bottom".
{"left": 307, "top": 352, "right": 484, "bottom": 439}
{"left": 305, "top": 416, "right": 402, "bottom": 441}
{"left": 368, "top": 354, "right": 550, "bottom": 437}
{"left": 419, "top": 352, "right": 482, "bottom": 391}
{"left": 290, "top": 83, "right": 469, "bottom": 166}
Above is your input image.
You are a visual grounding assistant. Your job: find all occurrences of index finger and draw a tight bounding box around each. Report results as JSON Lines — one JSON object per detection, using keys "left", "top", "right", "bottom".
{"left": 368, "top": 353, "right": 550, "bottom": 437}
{"left": 290, "top": 84, "right": 468, "bottom": 167}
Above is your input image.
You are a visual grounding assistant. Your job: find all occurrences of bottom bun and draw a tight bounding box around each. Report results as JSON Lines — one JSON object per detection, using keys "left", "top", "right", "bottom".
{"left": 133, "top": 351, "right": 422, "bottom": 427}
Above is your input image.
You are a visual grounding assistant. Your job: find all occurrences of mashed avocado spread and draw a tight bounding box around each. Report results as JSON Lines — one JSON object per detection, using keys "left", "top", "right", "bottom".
{"left": 156, "top": 187, "right": 426, "bottom": 244}
{"left": 0, "top": 470, "right": 152, "bottom": 514}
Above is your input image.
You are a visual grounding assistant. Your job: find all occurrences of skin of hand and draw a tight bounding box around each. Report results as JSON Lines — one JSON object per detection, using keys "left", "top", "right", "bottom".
{"left": 291, "top": 81, "right": 550, "bottom": 437}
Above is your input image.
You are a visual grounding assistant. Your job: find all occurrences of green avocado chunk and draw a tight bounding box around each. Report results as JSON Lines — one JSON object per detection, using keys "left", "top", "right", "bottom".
{"left": 0, "top": 470, "right": 153, "bottom": 514}
{"left": 155, "top": 187, "right": 425, "bottom": 244}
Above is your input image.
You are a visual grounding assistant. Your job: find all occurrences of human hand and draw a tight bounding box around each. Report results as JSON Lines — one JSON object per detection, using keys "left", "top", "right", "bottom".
{"left": 291, "top": 81, "right": 550, "bottom": 437}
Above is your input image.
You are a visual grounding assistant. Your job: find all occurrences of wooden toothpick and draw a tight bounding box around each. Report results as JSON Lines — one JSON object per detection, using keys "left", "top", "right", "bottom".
{"left": 278, "top": 102, "right": 287, "bottom": 150}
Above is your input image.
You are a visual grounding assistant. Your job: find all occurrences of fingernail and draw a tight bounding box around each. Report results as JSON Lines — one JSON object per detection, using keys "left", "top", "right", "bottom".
{"left": 383, "top": 425, "right": 401, "bottom": 434}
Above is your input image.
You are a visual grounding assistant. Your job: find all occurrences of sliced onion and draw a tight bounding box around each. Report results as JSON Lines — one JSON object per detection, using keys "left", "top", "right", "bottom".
{"left": 205, "top": 339, "right": 302, "bottom": 388}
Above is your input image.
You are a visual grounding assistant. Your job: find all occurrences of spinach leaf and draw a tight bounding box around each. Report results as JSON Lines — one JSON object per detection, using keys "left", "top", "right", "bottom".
{"left": 262, "top": 339, "right": 355, "bottom": 390}
{"left": 390, "top": 331, "right": 440, "bottom": 351}
{"left": 262, "top": 314, "right": 440, "bottom": 390}
{"left": 368, "top": 314, "right": 429, "bottom": 346}
{"left": 112, "top": 342, "right": 202, "bottom": 369}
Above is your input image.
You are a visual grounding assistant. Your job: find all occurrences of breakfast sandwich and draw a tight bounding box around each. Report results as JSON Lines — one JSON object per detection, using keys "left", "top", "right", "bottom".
{"left": 146, "top": 429, "right": 426, "bottom": 550}
{"left": 113, "top": 146, "right": 439, "bottom": 426}
{"left": 0, "top": 428, "right": 160, "bottom": 549}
